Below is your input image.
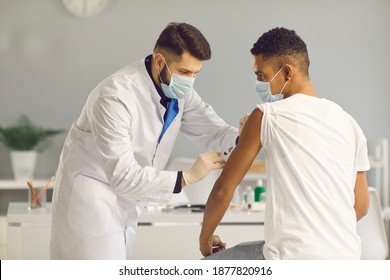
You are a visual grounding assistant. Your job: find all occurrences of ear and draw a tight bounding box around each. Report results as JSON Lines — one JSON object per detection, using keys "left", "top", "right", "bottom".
{"left": 284, "top": 64, "right": 294, "bottom": 81}
{"left": 153, "top": 52, "right": 165, "bottom": 71}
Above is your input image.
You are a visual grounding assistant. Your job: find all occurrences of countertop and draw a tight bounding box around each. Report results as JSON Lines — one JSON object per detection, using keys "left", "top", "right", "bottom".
{"left": 7, "top": 202, "right": 264, "bottom": 224}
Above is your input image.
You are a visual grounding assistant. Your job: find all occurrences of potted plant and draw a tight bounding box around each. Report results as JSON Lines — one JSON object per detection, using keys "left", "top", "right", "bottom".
{"left": 0, "top": 115, "right": 64, "bottom": 180}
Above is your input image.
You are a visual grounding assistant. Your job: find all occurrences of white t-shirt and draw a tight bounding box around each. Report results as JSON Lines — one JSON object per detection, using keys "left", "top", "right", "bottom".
{"left": 257, "top": 94, "right": 370, "bottom": 260}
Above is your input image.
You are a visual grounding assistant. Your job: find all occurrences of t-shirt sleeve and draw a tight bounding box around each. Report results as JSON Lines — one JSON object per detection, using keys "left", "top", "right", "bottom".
{"left": 256, "top": 103, "right": 277, "bottom": 149}
{"left": 353, "top": 120, "right": 370, "bottom": 172}
{"left": 356, "top": 127, "right": 370, "bottom": 171}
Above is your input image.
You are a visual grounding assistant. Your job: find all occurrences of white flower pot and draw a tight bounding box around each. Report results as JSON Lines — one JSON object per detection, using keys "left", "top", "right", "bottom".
{"left": 10, "top": 150, "right": 38, "bottom": 180}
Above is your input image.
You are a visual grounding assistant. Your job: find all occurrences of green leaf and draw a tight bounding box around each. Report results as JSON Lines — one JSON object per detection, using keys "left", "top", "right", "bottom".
{"left": 0, "top": 115, "right": 64, "bottom": 151}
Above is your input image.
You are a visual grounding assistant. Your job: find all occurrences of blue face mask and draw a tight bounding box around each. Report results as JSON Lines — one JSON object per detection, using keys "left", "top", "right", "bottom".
{"left": 159, "top": 58, "right": 195, "bottom": 99}
{"left": 255, "top": 66, "right": 288, "bottom": 103}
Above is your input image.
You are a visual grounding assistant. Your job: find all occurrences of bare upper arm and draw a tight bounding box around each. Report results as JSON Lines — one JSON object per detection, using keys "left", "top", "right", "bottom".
{"left": 214, "top": 108, "right": 263, "bottom": 195}
{"left": 354, "top": 171, "right": 369, "bottom": 221}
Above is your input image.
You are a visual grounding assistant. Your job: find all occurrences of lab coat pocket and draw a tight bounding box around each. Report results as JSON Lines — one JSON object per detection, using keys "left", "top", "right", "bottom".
{"left": 67, "top": 173, "right": 117, "bottom": 237}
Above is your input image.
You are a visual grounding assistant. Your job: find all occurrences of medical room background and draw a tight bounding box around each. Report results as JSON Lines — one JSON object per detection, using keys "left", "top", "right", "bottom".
{"left": 0, "top": 0, "right": 389, "bottom": 210}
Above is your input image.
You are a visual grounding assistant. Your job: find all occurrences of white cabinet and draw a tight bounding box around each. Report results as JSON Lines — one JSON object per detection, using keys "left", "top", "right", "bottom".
{"left": 134, "top": 224, "right": 263, "bottom": 260}
{"left": 7, "top": 203, "right": 52, "bottom": 260}
{"left": 134, "top": 210, "right": 264, "bottom": 259}
{"left": 6, "top": 203, "right": 264, "bottom": 260}
{"left": 7, "top": 222, "right": 51, "bottom": 260}
{"left": 0, "top": 215, "right": 7, "bottom": 259}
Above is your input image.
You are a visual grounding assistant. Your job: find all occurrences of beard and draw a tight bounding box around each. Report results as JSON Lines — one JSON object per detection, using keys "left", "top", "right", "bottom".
{"left": 160, "top": 65, "right": 171, "bottom": 85}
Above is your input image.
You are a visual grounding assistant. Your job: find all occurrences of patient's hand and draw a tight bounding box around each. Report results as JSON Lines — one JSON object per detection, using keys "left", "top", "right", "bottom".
{"left": 200, "top": 234, "right": 226, "bottom": 257}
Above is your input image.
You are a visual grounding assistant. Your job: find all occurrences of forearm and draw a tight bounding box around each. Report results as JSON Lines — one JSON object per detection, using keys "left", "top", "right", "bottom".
{"left": 200, "top": 181, "right": 233, "bottom": 245}
{"left": 182, "top": 123, "right": 238, "bottom": 153}
{"left": 181, "top": 92, "right": 238, "bottom": 153}
{"left": 200, "top": 108, "right": 263, "bottom": 254}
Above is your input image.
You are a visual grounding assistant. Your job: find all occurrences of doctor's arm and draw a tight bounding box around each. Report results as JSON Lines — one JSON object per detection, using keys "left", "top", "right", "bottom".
{"left": 199, "top": 108, "right": 263, "bottom": 257}
{"left": 89, "top": 94, "right": 178, "bottom": 203}
{"left": 180, "top": 91, "right": 238, "bottom": 153}
{"left": 353, "top": 171, "right": 369, "bottom": 221}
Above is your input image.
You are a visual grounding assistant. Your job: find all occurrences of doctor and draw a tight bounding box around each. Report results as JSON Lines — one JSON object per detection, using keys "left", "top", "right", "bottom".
{"left": 50, "top": 22, "right": 240, "bottom": 259}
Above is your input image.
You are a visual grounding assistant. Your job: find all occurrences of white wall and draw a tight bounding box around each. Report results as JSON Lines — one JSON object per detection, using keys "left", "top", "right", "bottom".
{"left": 0, "top": 0, "right": 389, "bottom": 180}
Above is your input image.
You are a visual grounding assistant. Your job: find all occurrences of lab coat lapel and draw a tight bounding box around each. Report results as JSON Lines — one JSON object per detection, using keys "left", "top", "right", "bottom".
{"left": 152, "top": 99, "right": 183, "bottom": 169}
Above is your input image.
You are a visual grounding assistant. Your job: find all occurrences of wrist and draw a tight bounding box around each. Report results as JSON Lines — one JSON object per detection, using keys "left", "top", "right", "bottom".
{"left": 181, "top": 175, "right": 186, "bottom": 187}
{"left": 199, "top": 232, "right": 210, "bottom": 245}
{"left": 182, "top": 170, "right": 192, "bottom": 186}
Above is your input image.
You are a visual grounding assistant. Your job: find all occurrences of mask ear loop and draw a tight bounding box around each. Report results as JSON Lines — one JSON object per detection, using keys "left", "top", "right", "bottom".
{"left": 279, "top": 80, "right": 289, "bottom": 95}
{"left": 158, "top": 69, "right": 164, "bottom": 84}
{"left": 269, "top": 66, "right": 284, "bottom": 83}
{"left": 159, "top": 56, "right": 173, "bottom": 85}
{"left": 161, "top": 57, "right": 173, "bottom": 75}
{"left": 270, "top": 65, "right": 289, "bottom": 95}
{"left": 279, "top": 66, "right": 291, "bottom": 94}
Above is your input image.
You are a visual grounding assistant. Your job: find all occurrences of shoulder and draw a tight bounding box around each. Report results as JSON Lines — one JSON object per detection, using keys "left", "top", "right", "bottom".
{"left": 94, "top": 60, "right": 149, "bottom": 96}
{"left": 110, "top": 59, "right": 147, "bottom": 85}
{"left": 251, "top": 107, "right": 264, "bottom": 120}
{"left": 243, "top": 107, "right": 263, "bottom": 136}
{"left": 327, "top": 100, "right": 362, "bottom": 129}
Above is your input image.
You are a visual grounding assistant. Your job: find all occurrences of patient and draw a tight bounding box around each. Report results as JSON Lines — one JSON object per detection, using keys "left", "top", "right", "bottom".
{"left": 199, "top": 27, "right": 370, "bottom": 260}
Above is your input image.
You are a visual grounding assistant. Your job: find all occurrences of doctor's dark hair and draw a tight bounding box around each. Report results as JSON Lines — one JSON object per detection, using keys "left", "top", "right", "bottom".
{"left": 251, "top": 27, "right": 310, "bottom": 76}
{"left": 154, "top": 22, "right": 211, "bottom": 61}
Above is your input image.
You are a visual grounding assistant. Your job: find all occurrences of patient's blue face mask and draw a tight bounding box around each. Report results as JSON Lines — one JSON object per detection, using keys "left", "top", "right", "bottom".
{"left": 255, "top": 66, "right": 288, "bottom": 103}
{"left": 159, "top": 58, "right": 195, "bottom": 99}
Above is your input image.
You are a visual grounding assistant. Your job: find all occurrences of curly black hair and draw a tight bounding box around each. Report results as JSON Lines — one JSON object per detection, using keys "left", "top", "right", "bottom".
{"left": 251, "top": 27, "right": 310, "bottom": 75}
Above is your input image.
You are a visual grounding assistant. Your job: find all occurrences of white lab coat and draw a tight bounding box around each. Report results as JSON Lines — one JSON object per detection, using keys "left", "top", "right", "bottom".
{"left": 49, "top": 58, "right": 238, "bottom": 259}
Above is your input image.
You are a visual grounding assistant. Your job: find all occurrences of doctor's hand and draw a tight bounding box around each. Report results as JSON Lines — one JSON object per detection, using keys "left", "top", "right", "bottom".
{"left": 182, "top": 152, "right": 225, "bottom": 186}
{"left": 200, "top": 234, "right": 226, "bottom": 257}
{"left": 239, "top": 113, "right": 250, "bottom": 136}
